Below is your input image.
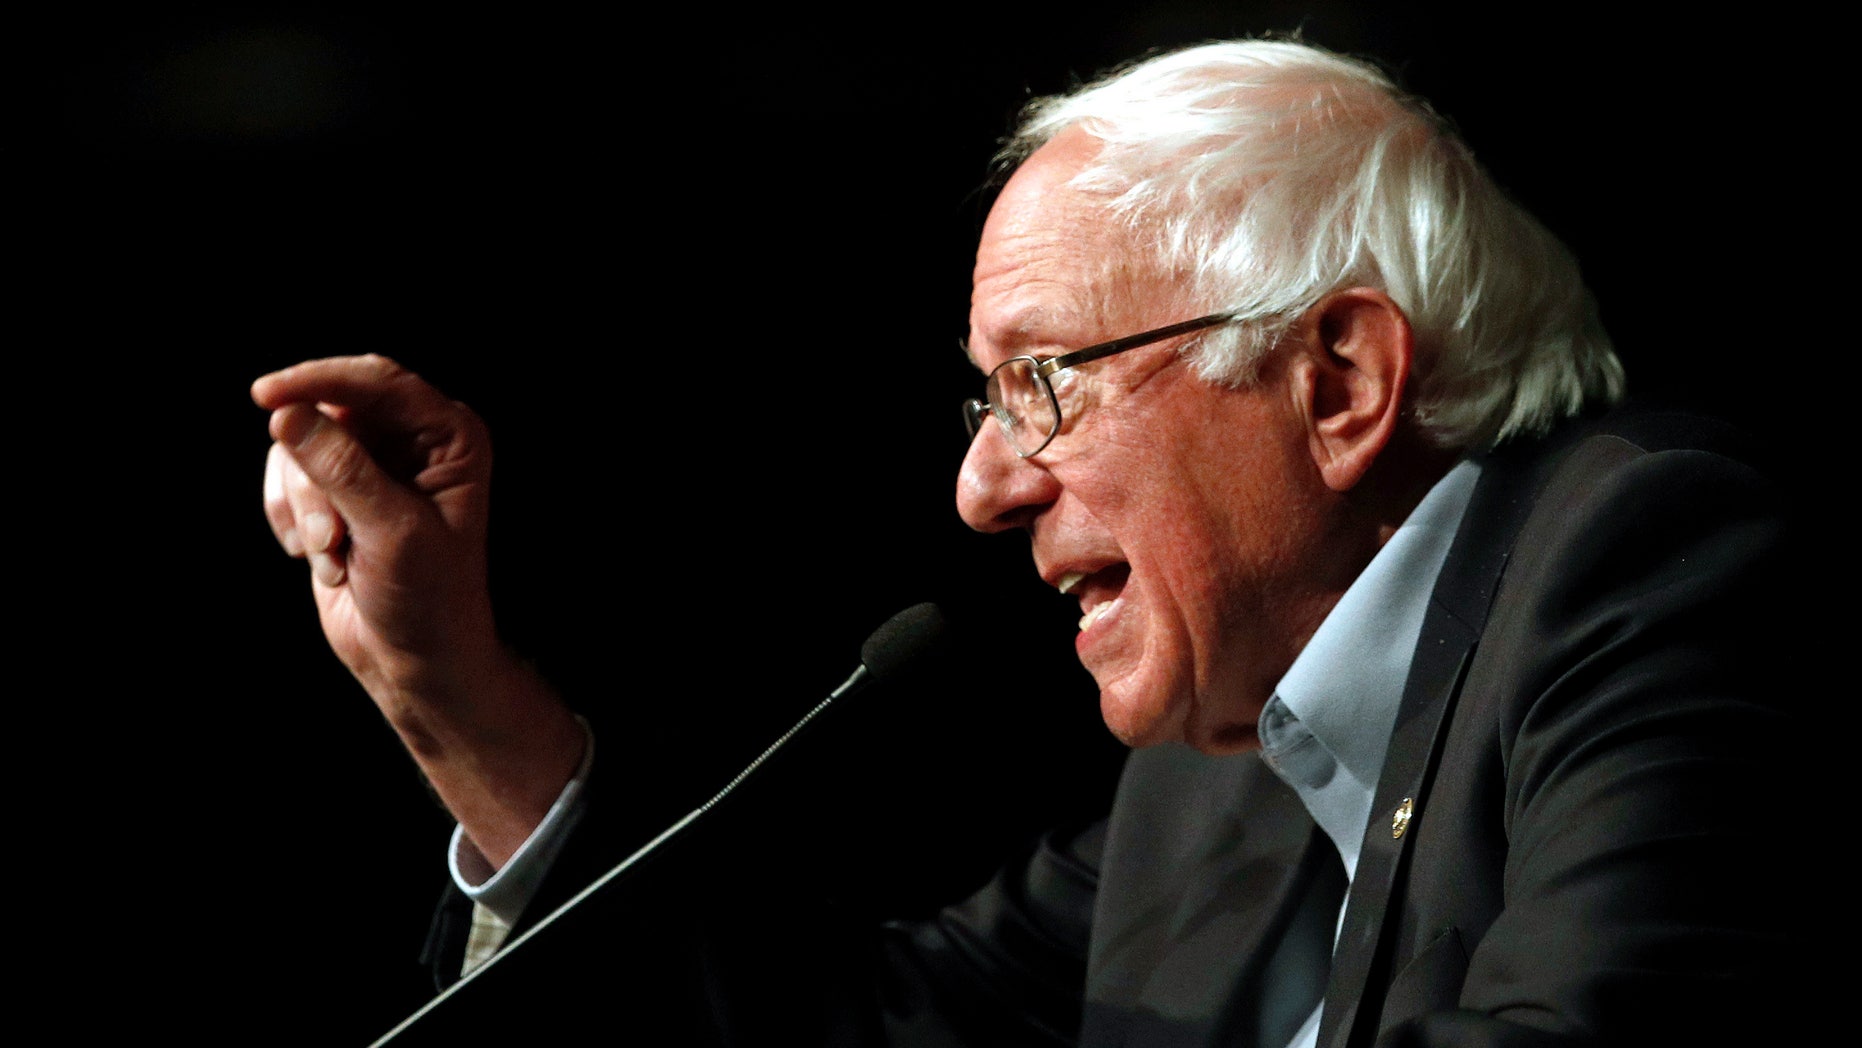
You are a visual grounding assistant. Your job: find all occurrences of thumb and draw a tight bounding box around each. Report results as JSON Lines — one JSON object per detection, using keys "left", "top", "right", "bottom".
{"left": 270, "top": 403, "right": 422, "bottom": 535}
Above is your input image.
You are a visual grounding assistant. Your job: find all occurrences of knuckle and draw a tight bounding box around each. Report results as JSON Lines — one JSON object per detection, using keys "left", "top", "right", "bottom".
{"left": 358, "top": 353, "right": 423, "bottom": 392}
{"left": 312, "top": 430, "right": 375, "bottom": 492}
{"left": 262, "top": 496, "right": 294, "bottom": 532}
{"left": 452, "top": 400, "right": 490, "bottom": 438}
{"left": 262, "top": 485, "right": 292, "bottom": 523}
{"left": 358, "top": 352, "right": 405, "bottom": 374}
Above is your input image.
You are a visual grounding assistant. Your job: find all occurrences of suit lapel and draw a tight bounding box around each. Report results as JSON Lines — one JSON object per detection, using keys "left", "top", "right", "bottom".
{"left": 1318, "top": 638, "right": 1473, "bottom": 1048}
{"left": 1317, "top": 429, "right": 1570, "bottom": 1048}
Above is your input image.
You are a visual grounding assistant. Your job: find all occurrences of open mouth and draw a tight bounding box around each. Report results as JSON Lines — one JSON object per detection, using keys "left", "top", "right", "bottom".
{"left": 1059, "top": 564, "right": 1131, "bottom": 631}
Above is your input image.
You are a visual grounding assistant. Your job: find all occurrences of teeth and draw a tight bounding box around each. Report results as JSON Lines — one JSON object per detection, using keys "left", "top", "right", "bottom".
{"left": 1058, "top": 572, "right": 1086, "bottom": 594}
{"left": 1080, "top": 600, "right": 1113, "bottom": 631}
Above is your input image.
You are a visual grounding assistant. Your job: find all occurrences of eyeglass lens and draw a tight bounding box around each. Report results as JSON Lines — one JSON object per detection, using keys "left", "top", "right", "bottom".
{"left": 985, "top": 358, "right": 1059, "bottom": 456}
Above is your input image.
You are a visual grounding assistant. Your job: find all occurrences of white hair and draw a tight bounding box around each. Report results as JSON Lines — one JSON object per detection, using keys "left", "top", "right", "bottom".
{"left": 1001, "top": 39, "right": 1624, "bottom": 451}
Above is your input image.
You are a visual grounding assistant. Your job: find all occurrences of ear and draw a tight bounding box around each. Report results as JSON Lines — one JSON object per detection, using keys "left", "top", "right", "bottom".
{"left": 1293, "top": 287, "right": 1413, "bottom": 493}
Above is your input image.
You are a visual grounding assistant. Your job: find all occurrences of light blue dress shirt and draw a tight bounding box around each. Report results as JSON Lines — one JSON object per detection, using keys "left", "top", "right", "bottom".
{"left": 1257, "top": 459, "right": 1480, "bottom": 1047}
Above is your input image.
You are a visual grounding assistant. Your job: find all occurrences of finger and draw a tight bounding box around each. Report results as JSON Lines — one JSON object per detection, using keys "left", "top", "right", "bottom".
{"left": 263, "top": 443, "right": 307, "bottom": 557}
{"left": 309, "top": 549, "right": 348, "bottom": 588}
{"left": 277, "top": 445, "right": 350, "bottom": 587}
{"left": 268, "top": 431, "right": 352, "bottom": 587}
{"left": 281, "top": 450, "right": 348, "bottom": 555}
{"left": 255, "top": 355, "right": 490, "bottom": 510}
{"left": 270, "top": 402, "right": 419, "bottom": 537}
{"left": 252, "top": 355, "right": 454, "bottom": 432}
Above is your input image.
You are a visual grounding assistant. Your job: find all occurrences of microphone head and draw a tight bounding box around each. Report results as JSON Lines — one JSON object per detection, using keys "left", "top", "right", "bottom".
{"left": 860, "top": 602, "right": 950, "bottom": 682}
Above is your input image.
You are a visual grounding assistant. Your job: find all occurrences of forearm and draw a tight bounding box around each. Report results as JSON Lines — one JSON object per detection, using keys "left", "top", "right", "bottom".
{"left": 380, "top": 651, "right": 586, "bottom": 869}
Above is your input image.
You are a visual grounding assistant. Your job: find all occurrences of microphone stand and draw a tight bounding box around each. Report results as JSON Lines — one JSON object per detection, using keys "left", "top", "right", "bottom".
{"left": 369, "top": 604, "right": 947, "bottom": 1046}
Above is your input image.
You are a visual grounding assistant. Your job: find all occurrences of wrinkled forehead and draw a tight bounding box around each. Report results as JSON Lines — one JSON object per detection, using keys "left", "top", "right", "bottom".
{"left": 966, "top": 130, "right": 1175, "bottom": 370}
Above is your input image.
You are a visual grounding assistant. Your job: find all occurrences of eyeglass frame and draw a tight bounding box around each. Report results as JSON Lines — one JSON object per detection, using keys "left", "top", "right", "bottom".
{"left": 963, "top": 310, "right": 1243, "bottom": 458}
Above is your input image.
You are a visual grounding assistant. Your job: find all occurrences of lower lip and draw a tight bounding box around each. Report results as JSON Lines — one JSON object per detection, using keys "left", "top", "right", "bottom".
{"left": 1075, "top": 596, "right": 1122, "bottom": 654}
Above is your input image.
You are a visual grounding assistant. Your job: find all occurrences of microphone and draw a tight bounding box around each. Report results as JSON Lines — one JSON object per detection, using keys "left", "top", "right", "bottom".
{"left": 859, "top": 601, "right": 949, "bottom": 681}
{"left": 370, "top": 602, "right": 949, "bottom": 1046}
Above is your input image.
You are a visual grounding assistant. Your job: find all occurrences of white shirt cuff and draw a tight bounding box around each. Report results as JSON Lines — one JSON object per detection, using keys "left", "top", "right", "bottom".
{"left": 447, "top": 717, "right": 595, "bottom": 927}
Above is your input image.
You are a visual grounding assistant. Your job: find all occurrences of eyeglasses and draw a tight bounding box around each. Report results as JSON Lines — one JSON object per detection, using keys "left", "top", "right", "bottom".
{"left": 963, "top": 311, "right": 1241, "bottom": 458}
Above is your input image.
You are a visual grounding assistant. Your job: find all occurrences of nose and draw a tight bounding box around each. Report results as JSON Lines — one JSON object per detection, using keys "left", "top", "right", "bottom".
{"left": 957, "top": 422, "right": 1061, "bottom": 533}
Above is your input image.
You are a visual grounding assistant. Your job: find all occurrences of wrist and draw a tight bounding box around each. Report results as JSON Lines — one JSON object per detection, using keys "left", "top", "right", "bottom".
{"left": 382, "top": 656, "right": 584, "bottom": 868}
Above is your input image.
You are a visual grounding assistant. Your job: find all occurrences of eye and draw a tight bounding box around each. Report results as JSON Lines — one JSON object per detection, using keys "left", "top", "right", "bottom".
{"left": 1049, "top": 366, "right": 1086, "bottom": 404}
{"left": 1047, "top": 367, "right": 1095, "bottom": 432}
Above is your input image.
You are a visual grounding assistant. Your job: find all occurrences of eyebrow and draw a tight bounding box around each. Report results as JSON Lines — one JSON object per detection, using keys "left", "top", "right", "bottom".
{"left": 961, "top": 307, "right": 1063, "bottom": 368}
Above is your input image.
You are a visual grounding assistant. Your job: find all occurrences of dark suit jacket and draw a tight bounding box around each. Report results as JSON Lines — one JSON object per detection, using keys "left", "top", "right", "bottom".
{"left": 417, "top": 408, "right": 1813, "bottom": 1047}
{"left": 1076, "top": 409, "right": 1812, "bottom": 1048}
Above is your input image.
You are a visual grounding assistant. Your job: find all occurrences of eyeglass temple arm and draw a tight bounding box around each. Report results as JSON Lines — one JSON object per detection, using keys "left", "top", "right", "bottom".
{"left": 1034, "top": 311, "right": 1241, "bottom": 377}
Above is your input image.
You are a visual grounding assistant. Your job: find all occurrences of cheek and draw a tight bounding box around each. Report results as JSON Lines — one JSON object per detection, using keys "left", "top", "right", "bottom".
{"left": 1118, "top": 435, "right": 1291, "bottom": 587}
{"left": 1136, "top": 421, "right": 1323, "bottom": 670}
{"left": 1066, "top": 423, "right": 1252, "bottom": 593}
{"left": 1093, "top": 469, "right": 1243, "bottom": 670}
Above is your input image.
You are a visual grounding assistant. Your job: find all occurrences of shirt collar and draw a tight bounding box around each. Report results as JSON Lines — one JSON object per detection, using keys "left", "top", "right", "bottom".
{"left": 1273, "top": 459, "right": 1482, "bottom": 782}
{"left": 1259, "top": 460, "right": 1480, "bottom": 878}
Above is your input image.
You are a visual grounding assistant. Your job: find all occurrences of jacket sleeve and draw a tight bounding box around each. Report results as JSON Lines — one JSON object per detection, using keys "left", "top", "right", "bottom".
{"left": 414, "top": 737, "right": 1107, "bottom": 1046}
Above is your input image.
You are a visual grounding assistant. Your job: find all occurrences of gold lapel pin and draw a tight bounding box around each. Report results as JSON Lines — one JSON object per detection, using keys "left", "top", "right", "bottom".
{"left": 1392, "top": 798, "right": 1415, "bottom": 839}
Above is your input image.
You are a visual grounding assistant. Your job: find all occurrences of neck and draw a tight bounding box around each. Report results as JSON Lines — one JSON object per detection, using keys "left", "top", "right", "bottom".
{"left": 1358, "top": 429, "right": 1460, "bottom": 550}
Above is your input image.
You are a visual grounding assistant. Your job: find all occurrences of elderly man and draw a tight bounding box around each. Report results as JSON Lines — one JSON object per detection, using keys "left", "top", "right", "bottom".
{"left": 258, "top": 40, "right": 1804, "bottom": 1047}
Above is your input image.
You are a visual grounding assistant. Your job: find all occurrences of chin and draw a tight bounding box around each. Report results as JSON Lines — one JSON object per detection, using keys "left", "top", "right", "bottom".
{"left": 1094, "top": 671, "right": 1197, "bottom": 750}
{"left": 1096, "top": 687, "right": 1170, "bottom": 749}
{"left": 1098, "top": 686, "right": 1263, "bottom": 756}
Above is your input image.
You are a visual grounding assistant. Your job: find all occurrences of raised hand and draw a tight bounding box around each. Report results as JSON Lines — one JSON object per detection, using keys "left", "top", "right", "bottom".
{"left": 255, "top": 355, "right": 582, "bottom": 867}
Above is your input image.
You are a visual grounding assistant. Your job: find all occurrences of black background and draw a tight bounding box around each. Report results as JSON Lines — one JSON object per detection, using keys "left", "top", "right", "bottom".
{"left": 22, "top": 4, "right": 1824, "bottom": 1042}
